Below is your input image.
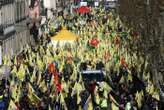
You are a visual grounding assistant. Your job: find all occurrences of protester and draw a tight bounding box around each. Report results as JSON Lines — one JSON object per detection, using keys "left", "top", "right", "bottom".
{"left": 0, "top": 6, "right": 161, "bottom": 110}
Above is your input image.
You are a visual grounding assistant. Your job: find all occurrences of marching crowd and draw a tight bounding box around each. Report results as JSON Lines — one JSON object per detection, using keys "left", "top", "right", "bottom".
{"left": 0, "top": 7, "right": 163, "bottom": 110}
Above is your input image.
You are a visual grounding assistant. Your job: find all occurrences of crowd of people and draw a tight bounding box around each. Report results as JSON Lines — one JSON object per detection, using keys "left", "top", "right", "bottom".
{"left": 0, "top": 7, "right": 163, "bottom": 110}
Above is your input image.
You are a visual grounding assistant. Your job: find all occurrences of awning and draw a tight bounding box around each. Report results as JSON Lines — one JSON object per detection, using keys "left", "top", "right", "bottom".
{"left": 51, "top": 27, "right": 78, "bottom": 41}
{"left": 51, "top": 27, "right": 79, "bottom": 46}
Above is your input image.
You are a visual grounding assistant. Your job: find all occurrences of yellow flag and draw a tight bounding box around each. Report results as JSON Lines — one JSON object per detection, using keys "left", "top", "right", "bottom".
{"left": 28, "top": 83, "right": 41, "bottom": 104}
{"left": 152, "top": 92, "right": 160, "bottom": 101}
{"left": 39, "top": 80, "right": 47, "bottom": 93}
{"left": 40, "top": 46, "right": 45, "bottom": 55}
{"left": 77, "top": 90, "right": 81, "bottom": 105}
{"left": 146, "top": 81, "right": 154, "bottom": 95}
{"left": 88, "top": 95, "right": 93, "bottom": 110}
{"left": 31, "top": 51, "right": 36, "bottom": 59}
{"left": 110, "top": 94, "right": 119, "bottom": 106}
{"left": 71, "top": 82, "right": 77, "bottom": 97}
{"left": 119, "top": 76, "right": 125, "bottom": 84}
{"left": 37, "top": 72, "right": 42, "bottom": 85}
{"left": 111, "top": 102, "right": 119, "bottom": 110}
{"left": 8, "top": 100, "right": 17, "bottom": 110}
{"left": 95, "top": 93, "right": 100, "bottom": 105}
{"left": 17, "top": 64, "right": 25, "bottom": 81}
{"left": 102, "top": 82, "right": 112, "bottom": 93}
{"left": 100, "top": 98, "right": 108, "bottom": 108}
{"left": 135, "top": 91, "right": 143, "bottom": 108}
{"left": 103, "top": 90, "right": 108, "bottom": 99}
{"left": 14, "top": 56, "right": 17, "bottom": 65}
{"left": 11, "top": 84, "right": 17, "bottom": 100}
{"left": 15, "top": 85, "right": 21, "bottom": 102}
{"left": 76, "top": 81, "right": 85, "bottom": 105}
{"left": 3, "top": 55, "right": 11, "bottom": 66}
{"left": 128, "top": 72, "right": 133, "bottom": 82}
{"left": 48, "top": 105, "right": 52, "bottom": 110}
{"left": 60, "top": 93, "right": 68, "bottom": 110}
{"left": 29, "top": 54, "right": 33, "bottom": 66}
{"left": 28, "top": 91, "right": 41, "bottom": 104}
{"left": 11, "top": 65, "right": 17, "bottom": 74}
{"left": 36, "top": 53, "right": 44, "bottom": 71}
{"left": 50, "top": 75, "right": 54, "bottom": 86}
{"left": 28, "top": 83, "right": 34, "bottom": 93}
{"left": 70, "top": 64, "right": 77, "bottom": 81}
{"left": 60, "top": 93, "right": 65, "bottom": 104}
{"left": 30, "top": 67, "right": 36, "bottom": 83}
{"left": 59, "top": 60, "right": 64, "bottom": 73}
{"left": 62, "top": 81, "right": 69, "bottom": 93}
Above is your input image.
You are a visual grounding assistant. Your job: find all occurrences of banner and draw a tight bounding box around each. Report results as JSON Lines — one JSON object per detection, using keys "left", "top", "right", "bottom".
{"left": 95, "top": 2, "right": 99, "bottom": 7}
{"left": 80, "top": 2, "right": 87, "bottom": 6}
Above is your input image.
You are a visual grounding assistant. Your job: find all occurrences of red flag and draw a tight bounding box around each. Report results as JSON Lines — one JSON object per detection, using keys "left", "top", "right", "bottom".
{"left": 133, "top": 31, "right": 140, "bottom": 40}
{"left": 56, "top": 83, "right": 62, "bottom": 93}
{"left": 53, "top": 74, "right": 59, "bottom": 85}
{"left": 76, "top": 6, "right": 90, "bottom": 14}
{"left": 133, "top": 31, "right": 139, "bottom": 37}
{"left": 120, "top": 57, "right": 128, "bottom": 68}
{"left": 48, "top": 63, "right": 55, "bottom": 74}
{"left": 90, "top": 38, "right": 99, "bottom": 47}
{"left": 90, "top": 82, "right": 96, "bottom": 93}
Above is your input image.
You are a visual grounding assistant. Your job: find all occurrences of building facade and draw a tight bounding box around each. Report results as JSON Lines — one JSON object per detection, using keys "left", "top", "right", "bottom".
{"left": 0, "top": 0, "right": 32, "bottom": 64}
{"left": 15, "top": 0, "right": 30, "bottom": 22}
